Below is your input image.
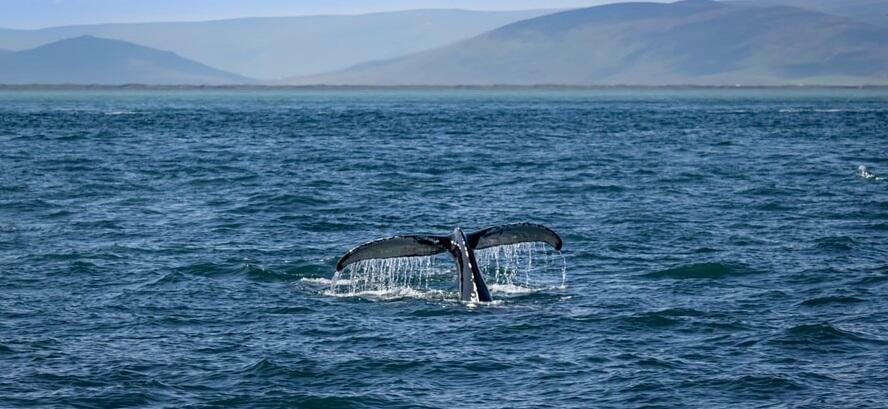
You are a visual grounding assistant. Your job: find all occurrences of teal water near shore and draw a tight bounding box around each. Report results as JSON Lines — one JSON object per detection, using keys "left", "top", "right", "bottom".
{"left": 1, "top": 89, "right": 886, "bottom": 408}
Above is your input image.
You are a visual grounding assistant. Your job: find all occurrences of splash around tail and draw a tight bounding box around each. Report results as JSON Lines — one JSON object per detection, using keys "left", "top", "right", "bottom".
{"left": 333, "top": 223, "right": 563, "bottom": 303}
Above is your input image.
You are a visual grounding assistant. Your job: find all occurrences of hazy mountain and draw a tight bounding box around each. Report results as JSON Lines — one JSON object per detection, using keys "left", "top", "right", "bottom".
{"left": 0, "top": 9, "right": 557, "bottom": 80}
{"left": 0, "top": 36, "right": 251, "bottom": 85}
{"left": 729, "top": 0, "right": 888, "bottom": 27}
{"left": 287, "top": 0, "right": 888, "bottom": 86}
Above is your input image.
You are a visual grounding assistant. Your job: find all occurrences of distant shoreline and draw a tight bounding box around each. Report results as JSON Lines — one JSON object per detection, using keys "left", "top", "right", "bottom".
{"left": 1, "top": 84, "right": 887, "bottom": 91}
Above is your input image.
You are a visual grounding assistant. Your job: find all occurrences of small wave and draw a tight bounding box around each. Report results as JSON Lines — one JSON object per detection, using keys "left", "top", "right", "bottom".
{"left": 755, "top": 201, "right": 793, "bottom": 211}
{"left": 791, "top": 324, "right": 847, "bottom": 339}
{"left": 167, "top": 261, "right": 316, "bottom": 283}
{"left": 635, "top": 356, "right": 681, "bottom": 369}
{"left": 145, "top": 271, "right": 188, "bottom": 287}
{"left": 68, "top": 260, "right": 100, "bottom": 275}
{"left": 813, "top": 236, "right": 856, "bottom": 252}
{"left": 777, "top": 323, "right": 875, "bottom": 345}
{"left": 779, "top": 108, "right": 844, "bottom": 113}
{"left": 240, "top": 358, "right": 286, "bottom": 376}
{"left": 739, "top": 186, "right": 791, "bottom": 197}
{"left": 104, "top": 110, "right": 137, "bottom": 116}
{"left": 623, "top": 311, "right": 682, "bottom": 327}
{"left": 247, "top": 192, "right": 335, "bottom": 209}
{"left": 266, "top": 306, "right": 314, "bottom": 315}
{"left": 300, "top": 277, "right": 334, "bottom": 285}
{"left": 800, "top": 296, "right": 864, "bottom": 307}
{"left": 620, "top": 308, "right": 705, "bottom": 328}
{"left": 280, "top": 262, "right": 328, "bottom": 276}
{"left": 173, "top": 262, "right": 238, "bottom": 277}
{"left": 0, "top": 223, "right": 19, "bottom": 233}
{"left": 410, "top": 307, "right": 473, "bottom": 317}
{"left": 703, "top": 375, "right": 805, "bottom": 394}
{"left": 856, "top": 273, "right": 888, "bottom": 285}
{"left": 653, "top": 307, "right": 706, "bottom": 317}
{"left": 642, "top": 262, "right": 750, "bottom": 280}
{"left": 786, "top": 323, "right": 845, "bottom": 338}
{"left": 578, "top": 184, "right": 625, "bottom": 193}
{"left": 243, "top": 264, "right": 299, "bottom": 282}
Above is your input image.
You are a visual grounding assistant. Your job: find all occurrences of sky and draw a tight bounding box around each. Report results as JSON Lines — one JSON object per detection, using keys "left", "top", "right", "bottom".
{"left": 0, "top": 0, "right": 666, "bottom": 29}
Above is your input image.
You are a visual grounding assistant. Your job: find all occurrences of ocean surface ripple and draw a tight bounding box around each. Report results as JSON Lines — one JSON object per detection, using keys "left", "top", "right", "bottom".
{"left": 1, "top": 88, "right": 886, "bottom": 408}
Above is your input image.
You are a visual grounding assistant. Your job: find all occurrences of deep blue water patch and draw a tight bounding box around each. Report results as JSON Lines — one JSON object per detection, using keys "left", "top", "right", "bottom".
{"left": 1, "top": 88, "right": 887, "bottom": 408}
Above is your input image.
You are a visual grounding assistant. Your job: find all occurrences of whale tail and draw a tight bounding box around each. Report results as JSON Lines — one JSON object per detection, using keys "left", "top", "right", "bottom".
{"left": 335, "top": 223, "right": 562, "bottom": 302}
{"left": 336, "top": 223, "right": 562, "bottom": 270}
{"left": 467, "top": 223, "right": 562, "bottom": 252}
{"left": 335, "top": 235, "right": 451, "bottom": 272}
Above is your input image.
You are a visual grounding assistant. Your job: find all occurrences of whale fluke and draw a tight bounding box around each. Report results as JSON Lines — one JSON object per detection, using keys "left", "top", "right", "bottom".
{"left": 468, "top": 223, "right": 562, "bottom": 251}
{"left": 335, "top": 223, "right": 563, "bottom": 302}
{"left": 336, "top": 235, "right": 450, "bottom": 272}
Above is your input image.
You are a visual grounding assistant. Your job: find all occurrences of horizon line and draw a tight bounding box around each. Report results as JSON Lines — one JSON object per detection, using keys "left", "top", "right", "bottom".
{"left": 1, "top": 84, "right": 885, "bottom": 91}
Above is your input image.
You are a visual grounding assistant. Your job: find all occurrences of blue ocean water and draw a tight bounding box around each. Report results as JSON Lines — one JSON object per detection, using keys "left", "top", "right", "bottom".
{"left": 0, "top": 88, "right": 886, "bottom": 408}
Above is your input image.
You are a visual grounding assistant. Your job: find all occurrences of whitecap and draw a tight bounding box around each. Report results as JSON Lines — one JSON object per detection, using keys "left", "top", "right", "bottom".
{"left": 300, "top": 277, "right": 331, "bottom": 285}
{"left": 322, "top": 287, "right": 450, "bottom": 301}
{"left": 488, "top": 283, "right": 535, "bottom": 294}
{"left": 858, "top": 165, "right": 885, "bottom": 181}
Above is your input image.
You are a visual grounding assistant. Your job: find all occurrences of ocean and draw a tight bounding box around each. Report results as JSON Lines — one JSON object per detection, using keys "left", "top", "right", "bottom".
{"left": 1, "top": 88, "right": 886, "bottom": 408}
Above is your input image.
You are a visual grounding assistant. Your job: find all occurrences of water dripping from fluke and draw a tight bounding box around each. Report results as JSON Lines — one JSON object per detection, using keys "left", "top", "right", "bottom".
{"left": 324, "top": 224, "right": 568, "bottom": 303}
{"left": 324, "top": 245, "right": 566, "bottom": 302}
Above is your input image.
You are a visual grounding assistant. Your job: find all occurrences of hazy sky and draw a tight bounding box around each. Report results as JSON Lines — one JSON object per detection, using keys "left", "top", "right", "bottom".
{"left": 0, "top": 0, "right": 667, "bottom": 29}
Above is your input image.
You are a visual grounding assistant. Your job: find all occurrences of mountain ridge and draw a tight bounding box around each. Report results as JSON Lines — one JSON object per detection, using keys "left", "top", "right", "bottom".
{"left": 0, "top": 36, "right": 251, "bottom": 85}
{"left": 0, "top": 9, "right": 559, "bottom": 80}
{"left": 284, "top": 0, "right": 888, "bottom": 86}
{"left": 729, "top": 0, "right": 888, "bottom": 27}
